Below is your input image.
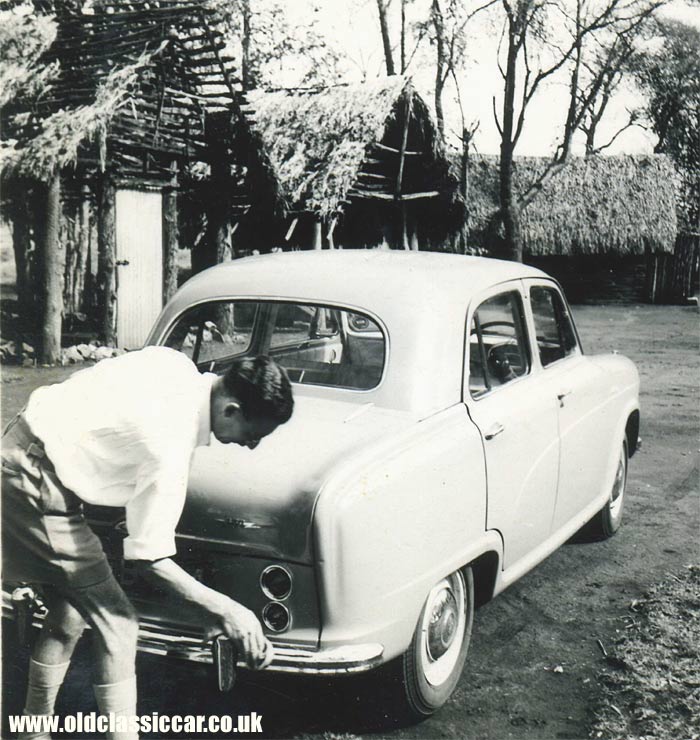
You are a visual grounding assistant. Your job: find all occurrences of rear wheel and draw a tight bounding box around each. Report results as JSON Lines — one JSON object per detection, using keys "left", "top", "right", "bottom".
{"left": 589, "top": 440, "right": 628, "bottom": 538}
{"left": 388, "top": 567, "right": 474, "bottom": 720}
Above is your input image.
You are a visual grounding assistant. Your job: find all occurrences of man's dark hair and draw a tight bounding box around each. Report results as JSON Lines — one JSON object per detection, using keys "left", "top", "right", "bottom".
{"left": 223, "top": 356, "right": 294, "bottom": 424}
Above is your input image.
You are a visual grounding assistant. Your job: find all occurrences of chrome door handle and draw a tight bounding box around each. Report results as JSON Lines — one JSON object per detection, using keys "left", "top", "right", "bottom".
{"left": 484, "top": 422, "right": 504, "bottom": 440}
{"left": 557, "top": 389, "right": 573, "bottom": 406}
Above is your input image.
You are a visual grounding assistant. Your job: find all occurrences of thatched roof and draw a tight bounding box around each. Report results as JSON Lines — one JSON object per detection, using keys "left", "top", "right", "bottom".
{"left": 244, "top": 77, "right": 459, "bottom": 219}
{"left": 1, "top": 0, "right": 238, "bottom": 182}
{"left": 0, "top": 11, "right": 57, "bottom": 109}
{"left": 464, "top": 154, "right": 678, "bottom": 256}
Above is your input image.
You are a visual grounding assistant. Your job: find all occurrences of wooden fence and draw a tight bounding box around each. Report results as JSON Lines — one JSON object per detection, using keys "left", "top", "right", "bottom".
{"left": 647, "top": 231, "right": 700, "bottom": 304}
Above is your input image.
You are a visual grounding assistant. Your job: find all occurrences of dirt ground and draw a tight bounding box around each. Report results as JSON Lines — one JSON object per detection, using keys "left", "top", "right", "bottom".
{"left": 1, "top": 303, "right": 699, "bottom": 740}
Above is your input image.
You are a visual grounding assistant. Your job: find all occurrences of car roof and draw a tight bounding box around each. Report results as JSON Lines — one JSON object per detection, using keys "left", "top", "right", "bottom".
{"left": 169, "top": 250, "right": 547, "bottom": 309}
{"left": 149, "top": 250, "right": 552, "bottom": 415}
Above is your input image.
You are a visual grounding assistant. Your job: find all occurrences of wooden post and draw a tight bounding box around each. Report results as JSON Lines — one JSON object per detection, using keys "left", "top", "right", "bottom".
{"left": 327, "top": 217, "right": 337, "bottom": 250}
{"left": 40, "top": 172, "right": 65, "bottom": 365}
{"left": 312, "top": 218, "right": 323, "bottom": 250}
{"left": 98, "top": 175, "right": 117, "bottom": 346}
{"left": 401, "top": 201, "right": 409, "bottom": 250}
{"left": 63, "top": 199, "right": 79, "bottom": 316}
{"left": 396, "top": 89, "right": 412, "bottom": 250}
{"left": 163, "top": 160, "right": 179, "bottom": 302}
{"left": 410, "top": 225, "right": 420, "bottom": 251}
{"left": 76, "top": 183, "right": 91, "bottom": 312}
{"left": 201, "top": 117, "right": 230, "bottom": 271}
{"left": 10, "top": 188, "right": 30, "bottom": 358}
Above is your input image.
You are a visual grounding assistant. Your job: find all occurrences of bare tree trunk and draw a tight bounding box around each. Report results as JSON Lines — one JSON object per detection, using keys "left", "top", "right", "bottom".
{"left": 40, "top": 172, "right": 64, "bottom": 365}
{"left": 400, "top": 0, "right": 406, "bottom": 73}
{"left": 431, "top": 0, "right": 446, "bottom": 135}
{"left": 241, "top": 0, "right": 253, "bottom": 90}
{"left": 498, "top": 23, "right": 523, "bottom": 262}
{"left": 163, "top": 161, "right": 179, "bottom": 302}
{"left": 460, "top": 127, "right": 471, "bottom": 253}
{"left": 98, "top": 176, "right": 117, "bottom": 346}
{"left": 376, "top": 0, "right": 396, "bottom": 76}
{"left": 584, "top": 127, "right": 596, "bottom": 155}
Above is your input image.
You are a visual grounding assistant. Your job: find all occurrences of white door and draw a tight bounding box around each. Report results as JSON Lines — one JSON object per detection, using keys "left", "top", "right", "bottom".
{"left": 115, "top": 188, "right": 163, "bottom": 350}
{"left": 526, "top": 282, "right": 613, "bottom": 532}
{"left": 465, "top": 284, "right": 560, "bottom": 570}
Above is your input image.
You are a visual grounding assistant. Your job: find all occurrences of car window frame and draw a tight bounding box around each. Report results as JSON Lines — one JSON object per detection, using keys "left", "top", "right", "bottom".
{"left": 525, "top": 280, "right": 583, "bottom": 370}
{"left": 464, "top": 280, "right": 533, "bottom": 402}
{"left": 157, "top": 296, "right": 390, "bottom": 395}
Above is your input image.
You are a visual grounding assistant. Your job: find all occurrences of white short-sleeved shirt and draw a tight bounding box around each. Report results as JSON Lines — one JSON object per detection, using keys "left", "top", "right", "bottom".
{"left": 24, "top": 346, "right": 215, "bottom": 561}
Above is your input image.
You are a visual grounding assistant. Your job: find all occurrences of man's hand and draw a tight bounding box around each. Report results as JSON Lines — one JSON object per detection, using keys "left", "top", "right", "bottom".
{"left": 205, "top": 595, "right": 273, "bottom": 669}
{"left": 137, "top": 557, "right": 273, "bottom": 670}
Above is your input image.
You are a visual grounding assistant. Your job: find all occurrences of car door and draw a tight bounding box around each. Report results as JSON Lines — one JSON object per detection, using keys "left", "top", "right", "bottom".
{"left": 526, "top": 282, "right": 612, "bottom": 532}
{"left": 465, "top": 282, "right": 560, "bottom": 571}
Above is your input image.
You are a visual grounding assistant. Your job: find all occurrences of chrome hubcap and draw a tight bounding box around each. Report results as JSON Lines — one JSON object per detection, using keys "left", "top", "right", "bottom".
{"left": 427, "top": 588, "right": 459, "bottom": 661}
{"left": 419, "top": 573, "right": 466, "bottom": 686}
{"left": 609, "top": 447, "right": 627, "bottom": 519}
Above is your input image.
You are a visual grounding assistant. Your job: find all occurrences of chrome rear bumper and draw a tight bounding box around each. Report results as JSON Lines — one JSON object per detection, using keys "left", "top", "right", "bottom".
{"left": 2, "top": 589, "right": 383, "bottom": 675}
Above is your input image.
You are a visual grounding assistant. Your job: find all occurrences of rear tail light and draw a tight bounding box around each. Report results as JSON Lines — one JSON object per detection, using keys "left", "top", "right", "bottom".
{"left": 262, "top": 602, "right": 291, "bottom": 633}
{"left": 260, "top": 565, "right": 292, "bottom": 600}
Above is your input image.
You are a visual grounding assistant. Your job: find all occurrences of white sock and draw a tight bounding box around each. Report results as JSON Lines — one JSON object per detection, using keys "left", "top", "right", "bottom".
{"left": 19, "top": 658, "right": 71, "bottom": 739}
{"left": 93, "top": 675, "right": 138, "bottom": 740}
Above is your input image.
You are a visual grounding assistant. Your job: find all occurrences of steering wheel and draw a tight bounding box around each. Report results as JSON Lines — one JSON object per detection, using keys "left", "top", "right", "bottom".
{"left": 487, "top": 341, "right": 523, "bottom": 382}
{"left": 479, "top": 320, "right": 516, "bottom": 333}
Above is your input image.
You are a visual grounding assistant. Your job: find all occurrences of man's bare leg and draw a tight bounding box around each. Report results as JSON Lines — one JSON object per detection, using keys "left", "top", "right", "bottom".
{"left": 63, "top": 573, "right": 140, "bottom": 740}
{"left": 19, "top": 591, "right": 86, "bottom": 740}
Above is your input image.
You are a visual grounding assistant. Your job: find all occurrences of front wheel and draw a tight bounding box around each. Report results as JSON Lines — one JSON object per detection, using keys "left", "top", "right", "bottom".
{"left": 386, "top": 567, "right": 474, "bottom": 720}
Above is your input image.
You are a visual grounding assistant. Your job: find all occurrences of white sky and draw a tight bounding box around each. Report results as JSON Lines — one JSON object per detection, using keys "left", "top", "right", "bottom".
{"left": 297, "top": 0, "right": 700, "bottom": 156}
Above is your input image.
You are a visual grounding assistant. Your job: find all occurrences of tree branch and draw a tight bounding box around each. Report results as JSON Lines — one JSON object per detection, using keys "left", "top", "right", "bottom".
{"left": 492, "top": 95, "right": 503, "bottom": 136}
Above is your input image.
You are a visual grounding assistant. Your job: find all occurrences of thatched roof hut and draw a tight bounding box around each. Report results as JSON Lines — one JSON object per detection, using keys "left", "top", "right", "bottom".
{"left": 240, "top": 77, "right": 464, "bottom": 250}
{"left": 0, "top": 0, "right": 243, "bottom": 358}
{"left": 464, "top": 154, "right": 678, "bottom": 256}
{"left": 1, "top": 0, "right": 238, "bottom": 182}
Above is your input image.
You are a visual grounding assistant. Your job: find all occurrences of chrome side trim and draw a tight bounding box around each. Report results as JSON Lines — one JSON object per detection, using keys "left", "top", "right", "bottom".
{"left": 2, "top": 590, "right": 383, "bottom": 676}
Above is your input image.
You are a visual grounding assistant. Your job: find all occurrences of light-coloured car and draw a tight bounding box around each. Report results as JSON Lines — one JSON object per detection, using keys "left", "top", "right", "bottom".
{"left": 8, "top": 250, "right": 642, "bottom": 719}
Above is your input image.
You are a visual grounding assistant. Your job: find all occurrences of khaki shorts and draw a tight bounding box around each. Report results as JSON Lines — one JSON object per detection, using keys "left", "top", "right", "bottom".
{"left": 2, "top": 414, "right": 112, "bottom": 589}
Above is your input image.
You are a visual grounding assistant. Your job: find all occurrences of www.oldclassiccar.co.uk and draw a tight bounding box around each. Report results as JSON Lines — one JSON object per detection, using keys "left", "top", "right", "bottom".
{"left": 8, "top": 711, "right": 263, "bottom": 735}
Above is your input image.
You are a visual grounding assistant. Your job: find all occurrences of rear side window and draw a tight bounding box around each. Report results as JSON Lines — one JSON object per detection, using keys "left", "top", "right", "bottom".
{"left": 530, "top": 286, "right": 579, "bottom": 366}
{"left": 163, "top": 300, "right": 385, "bottom": 390}
{"left": 468, "top": 291, "right": 530, "bottom": 398}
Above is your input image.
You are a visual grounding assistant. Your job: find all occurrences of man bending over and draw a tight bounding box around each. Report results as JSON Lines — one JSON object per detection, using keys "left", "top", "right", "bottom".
{"left": 2, "top": 349, "right": 294, "bottom": 739}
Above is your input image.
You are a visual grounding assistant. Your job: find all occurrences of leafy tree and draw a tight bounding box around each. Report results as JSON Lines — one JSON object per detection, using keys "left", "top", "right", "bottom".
{"left": 212, "top": 0, "right": 346, "bottom": 89}
{"left": 632, "top": 18, "right": 700, "bottom": 229}
{"left": 491, "top": 0, "right": 665, "bottom": 262}
{"left": 1, "top": 4, "right": 59, "bottom": 360}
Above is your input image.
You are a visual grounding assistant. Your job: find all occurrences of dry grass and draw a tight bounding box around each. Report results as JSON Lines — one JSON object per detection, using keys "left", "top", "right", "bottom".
{"left": 591, "top": 565, "right": 700, "bottom": 740}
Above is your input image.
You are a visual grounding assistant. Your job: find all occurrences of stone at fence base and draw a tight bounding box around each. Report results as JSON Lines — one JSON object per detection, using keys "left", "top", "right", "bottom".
{"left": 0, "top": 341, "right": 16, "bottom": 361}
{"left": 61, "top": 346, "right": 85, "bottom": 365}
{"left": 2, "top": 342, "right": 128, "bottom": 366}
{"left": 93, "top": 346, "right": 116, "bottom": 361}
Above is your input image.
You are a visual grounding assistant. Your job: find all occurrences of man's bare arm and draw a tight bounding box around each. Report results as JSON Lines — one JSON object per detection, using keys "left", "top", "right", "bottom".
{"left": 136, "top": 557, "right": 272, "bottom": 668}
